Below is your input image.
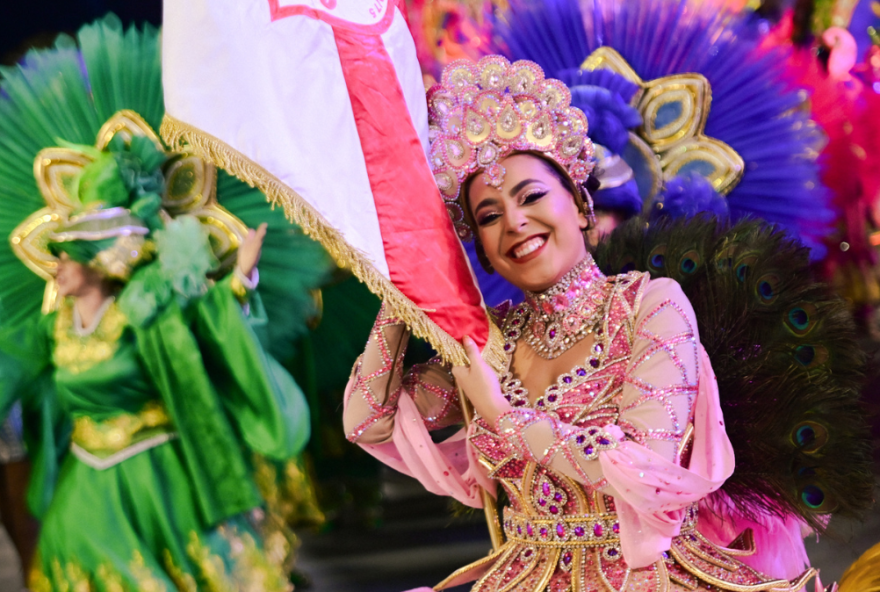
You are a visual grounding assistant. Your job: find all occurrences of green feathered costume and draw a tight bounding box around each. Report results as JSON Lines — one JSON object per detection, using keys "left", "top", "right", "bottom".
{"left": 0, "top": 15, "right": 332, "bottom": 591}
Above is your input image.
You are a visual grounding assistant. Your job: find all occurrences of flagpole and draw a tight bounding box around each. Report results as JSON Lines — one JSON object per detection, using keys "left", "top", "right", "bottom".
{"left": 457, "top": 386, "right": 504, "bottom": 551}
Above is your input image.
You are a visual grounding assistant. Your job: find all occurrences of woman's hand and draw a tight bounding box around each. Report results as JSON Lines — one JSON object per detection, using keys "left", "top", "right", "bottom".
{"left": 451, "top": 336, "right": 512, "bottom": 425}
{"left": 237, "top": 223, "right": 267, "bottom": 281}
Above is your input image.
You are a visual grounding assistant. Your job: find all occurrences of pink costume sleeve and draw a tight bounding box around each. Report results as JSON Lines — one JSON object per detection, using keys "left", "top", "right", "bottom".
{"left": 494, "top": 279, "right": 736, "bottom": 568}
{"left": 343, "top": 378, "right": 494, "bottom": 507}
{"left": 342, "top": 306, "right": 493, "bottom": 506}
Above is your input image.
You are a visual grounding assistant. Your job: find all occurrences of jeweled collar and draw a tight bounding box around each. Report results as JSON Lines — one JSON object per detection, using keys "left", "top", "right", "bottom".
{"left": 516, "top": 255, "right": 608, "bottom": 360}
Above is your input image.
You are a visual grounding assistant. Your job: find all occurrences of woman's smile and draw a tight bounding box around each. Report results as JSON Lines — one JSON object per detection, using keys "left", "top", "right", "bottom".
{"left": 507, "top": 233, "right": 549, "bottom": 262}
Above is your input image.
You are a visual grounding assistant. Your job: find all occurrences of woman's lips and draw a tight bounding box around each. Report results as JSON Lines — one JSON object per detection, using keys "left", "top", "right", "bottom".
{"left": 507, "top": 234, "right": 548, "bottom": 263}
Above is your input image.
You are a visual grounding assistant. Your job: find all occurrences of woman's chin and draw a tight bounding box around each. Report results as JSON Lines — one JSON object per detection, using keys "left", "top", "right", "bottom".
{"left": 497, "top": 262, "right": 559, "bottom": 293}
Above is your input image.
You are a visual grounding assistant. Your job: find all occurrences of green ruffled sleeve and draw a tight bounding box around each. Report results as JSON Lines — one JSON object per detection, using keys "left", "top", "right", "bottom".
{"left": 135, "top": 301, "right": 263, "bottom": 526}
{"left": 0, "top": 314, "right": 70, "bottom": 518}
{"left": 193, "top": 276, "right": 310, "bottom": 460}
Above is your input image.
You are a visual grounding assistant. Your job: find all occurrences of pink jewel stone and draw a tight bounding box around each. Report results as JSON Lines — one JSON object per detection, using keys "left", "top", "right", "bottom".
{"left": 597, "top": 437, "right": 611, "bottom": 445}
{"left": 549, "top": 506, "right": 559, "bottom": 514}
{"left": 542, "top": 482, "right": 551, "bottom": 496}
{"left": 547, "top": 394, "right": 557, "bottom": 403}
{"left": 524, "top": 549, "right": 533, "bottom": 557}
{"left": 562, "top": 552, "right": 573, "bottom": 565}
{"left": 540, "top": 527, "right": 548, "bottom": 538}
{"left": 612, "top": 523, "right": 620, "bottom": 534}
{"left": 526, "top": 524, "right": 534, "bottom": 536}
{"left": 517, "top": 525, "right": 523, "bottom": 535}
{"left": 514, "top": 400, "right": 527, "bottom": 407}
{"left": 588, "top": 428, "right": 599, "bottom": 435}
{"left": 554, "top": 492, "right": 563, "bottom": 501}
{"left": 537, "top": 400, "right": 545, "bottom": 407}
{"left": 574, "top": 526, "right": 585, "bottom": 537}
{"left": 593, "top": 523, "right": 604, "bottom": 537}
{"left": 584, "top": 445, "right": 594, "bottom": 456}
{"left": 548, "top": 328, "right": 557, "bottom": 339}
{"left": 504, "top": 344, "right": 512, "bottom": 351}
{"left": 576, "top": 368, "right": 586, "bottom": 376}
{"left": 576, "top": 435, "right": 586, "bottom": 444}
{"left": 594, "top": 343, "right": 604, "bottom": 353}
{"left": 556, "top": 523, "right": 565, "bottom": 537}
{"left": 538, "top": 498, "right": 547, "bottom": 507}
{"left": 512, "top": 319, "right": 521, "bottom": 326}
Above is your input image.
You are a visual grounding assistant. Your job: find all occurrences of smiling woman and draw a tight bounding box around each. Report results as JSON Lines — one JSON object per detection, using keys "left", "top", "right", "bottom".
{"left": 465, "top": 153, "right": 589, "bottom": 291}
{"left": 341, "top": 56, "right": 822, "bottom": 592}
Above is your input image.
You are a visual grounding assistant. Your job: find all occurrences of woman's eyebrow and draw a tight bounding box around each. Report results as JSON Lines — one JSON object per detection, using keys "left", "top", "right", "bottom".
{"left": 509, "top": 178, "right": 540, "bottom": 196}
{"left": 473, "top": 197, "right": 500, "bottom": 212}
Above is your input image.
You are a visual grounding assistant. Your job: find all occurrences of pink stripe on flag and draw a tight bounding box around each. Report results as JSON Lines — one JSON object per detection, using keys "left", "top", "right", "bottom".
{"left": 332, "top": 25, "right": 489, "bottom": 350}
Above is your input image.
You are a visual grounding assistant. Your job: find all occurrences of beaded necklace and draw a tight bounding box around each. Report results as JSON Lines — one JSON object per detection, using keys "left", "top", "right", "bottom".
{"left": 499, "top": 256, "right": 611, "bottom": 408}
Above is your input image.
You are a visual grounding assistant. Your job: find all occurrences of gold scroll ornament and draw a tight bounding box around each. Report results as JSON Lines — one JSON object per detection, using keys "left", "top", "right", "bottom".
{"left": 581, "top": 47, "right": 744, "bottom": 205}
{"left": 10, "top": 110, "right": 249, "bottom": 313}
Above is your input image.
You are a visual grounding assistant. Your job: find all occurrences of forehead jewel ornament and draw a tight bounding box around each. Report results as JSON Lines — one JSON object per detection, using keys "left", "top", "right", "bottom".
{"left": 427, "top": 56, "right": 597, "bottom": 241}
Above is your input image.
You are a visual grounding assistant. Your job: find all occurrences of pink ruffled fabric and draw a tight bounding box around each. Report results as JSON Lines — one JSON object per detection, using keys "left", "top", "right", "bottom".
{"left": 697, "top": 496, "right": 812, "bottom": 581}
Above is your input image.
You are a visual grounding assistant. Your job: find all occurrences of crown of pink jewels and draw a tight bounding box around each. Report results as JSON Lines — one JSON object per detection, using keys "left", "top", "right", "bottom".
{"left": 428, "top": 56, "right": 596, "bottom": 241}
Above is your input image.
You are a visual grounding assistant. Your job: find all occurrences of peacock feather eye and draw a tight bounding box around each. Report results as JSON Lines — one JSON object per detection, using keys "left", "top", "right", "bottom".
{"left": 792, "top": 421, "right": 828, "bottom": 453}
{"left": 793, "top": 344, "right": 828, "bottom": 369}
{"left": 648, "top": 245, "right": 667, "bottom": 272}
{"left": 790, "top": 308, "right": 809, "bottom": 328}
{"left": 679, "top": 249, "right": 701, "bottom": 275}
{"left": 714, "top": 245, "right": 737, "bottom": 271}
{"left": 794, "top": 345, "right": 814, "bottom": 366}
{"left": 755, "top": 273, "right": 780, "bottom": 304}
{"left": 800, "top": 485, "right": 825, "bottom": 509}
{"left": 617, "top": 254, "right": 636, "bottom": 274}
{"left": 733, "top": 254, "right": 757, "bottom": 283}
{"left": 785, "top": 303, "right": 818, "bottom": 336}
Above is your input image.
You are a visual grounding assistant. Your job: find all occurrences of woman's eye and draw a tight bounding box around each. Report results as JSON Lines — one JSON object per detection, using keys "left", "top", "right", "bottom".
{"left": 477, "top": 212, "right": 500, "bottom": 226}
{"left": 522, "top": 191, "right": 547, "bottom": 204}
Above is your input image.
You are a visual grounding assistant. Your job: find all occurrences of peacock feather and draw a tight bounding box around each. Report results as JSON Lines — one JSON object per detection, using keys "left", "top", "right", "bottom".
{"left": 594, "top": 216, "right": 874, "bottom": 529}
{"left": 0, "top": 15, "right": 332, "bottom": 359}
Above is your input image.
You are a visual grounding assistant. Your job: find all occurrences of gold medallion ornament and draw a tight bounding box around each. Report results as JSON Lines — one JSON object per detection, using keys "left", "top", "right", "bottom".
{"left": 9, "top": 110, "right": 249, "bottom": 313}
{"left": 581, "top": 47, "right": 744, "bottom": 201}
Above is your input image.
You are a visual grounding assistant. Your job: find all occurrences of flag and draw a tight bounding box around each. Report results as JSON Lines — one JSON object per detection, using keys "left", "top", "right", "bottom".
{"left": 161, "top": 0, "right": 504, "bottom": 367}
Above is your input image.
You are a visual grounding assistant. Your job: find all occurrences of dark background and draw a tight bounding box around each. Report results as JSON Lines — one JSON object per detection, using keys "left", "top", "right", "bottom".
{"left": 0, "top": 1, "right": 161, "bottom": 65}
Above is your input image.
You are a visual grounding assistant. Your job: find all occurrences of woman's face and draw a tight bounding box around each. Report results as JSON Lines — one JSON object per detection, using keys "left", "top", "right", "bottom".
{"left": 466, "top": 153, "right": 588, "bottom": 292}
{"left": 56, "top": 252, "right": 102, "bottom": 298}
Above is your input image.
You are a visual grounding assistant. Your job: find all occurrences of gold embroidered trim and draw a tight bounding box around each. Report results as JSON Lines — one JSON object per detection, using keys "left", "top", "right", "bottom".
{"left": 668, "top": 532, "right": 817, "bottom": 592}
{"left": 71, "top": 401, "right": 173, "bottom": 455}
{"left": 53, "top": 299, "right": 126, "bottom": 374}
{"left": 160, "top": 114, "right": 507, "bottom": 373}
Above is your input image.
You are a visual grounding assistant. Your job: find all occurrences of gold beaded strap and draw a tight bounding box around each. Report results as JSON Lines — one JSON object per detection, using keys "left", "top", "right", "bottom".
{"left": 71, "top": 400, "right": 175, "bottom": 458}
{"left": 502, "top": 503, "right": 697, "bottom": 550}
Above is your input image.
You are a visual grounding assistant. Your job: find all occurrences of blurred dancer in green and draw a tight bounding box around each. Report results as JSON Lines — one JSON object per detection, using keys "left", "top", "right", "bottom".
{"left": 0, "top": 15, "right": 331, "bottom": 591}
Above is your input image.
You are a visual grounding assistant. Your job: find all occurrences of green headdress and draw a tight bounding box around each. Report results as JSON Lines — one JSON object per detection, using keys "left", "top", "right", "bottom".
{"left": 1, "top": 15, "right": 332, "bottom": 359}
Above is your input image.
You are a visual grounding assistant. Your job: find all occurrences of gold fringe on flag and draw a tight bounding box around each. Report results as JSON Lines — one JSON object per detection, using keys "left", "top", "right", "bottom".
{"left": 161, "top": 114, "right": 507, "bottom": 373}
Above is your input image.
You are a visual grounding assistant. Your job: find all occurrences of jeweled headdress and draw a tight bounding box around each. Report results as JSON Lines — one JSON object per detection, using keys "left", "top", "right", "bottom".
{"left": 427, "top": 56, "right": 597, "bottom": 240}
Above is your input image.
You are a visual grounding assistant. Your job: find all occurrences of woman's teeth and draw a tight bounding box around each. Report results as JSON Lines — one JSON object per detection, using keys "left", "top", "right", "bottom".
{"left": 512, "top": 236, "right": 546, "bottom": 259}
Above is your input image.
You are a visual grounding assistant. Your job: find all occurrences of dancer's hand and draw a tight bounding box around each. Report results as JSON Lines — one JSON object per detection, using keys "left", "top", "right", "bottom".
{"left": 451, "top": 336, "right": 511, "bottom": 425}
{"left": 237, "top": 223, "right": 267, "bottom": 280}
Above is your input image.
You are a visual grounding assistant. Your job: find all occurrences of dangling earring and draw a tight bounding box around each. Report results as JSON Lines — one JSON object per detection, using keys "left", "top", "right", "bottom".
{"left": 579, "top": 186, "right": 597, "bottom": 230}
{"left": 474, "top": 239, "right": 495, "bottom": 274}
{"left": 580, "top": 186, "right": 598, "bottom": 250}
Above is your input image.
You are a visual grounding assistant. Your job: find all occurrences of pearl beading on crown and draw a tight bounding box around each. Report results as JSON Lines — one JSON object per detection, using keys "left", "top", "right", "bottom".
{"left": 427, "top": 56, "right": 597, "bottom": 241}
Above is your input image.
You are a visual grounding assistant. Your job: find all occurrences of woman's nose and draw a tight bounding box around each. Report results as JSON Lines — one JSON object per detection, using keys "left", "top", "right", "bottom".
{"left": 504, "top": 208, "right": 528, "bottom": 232}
